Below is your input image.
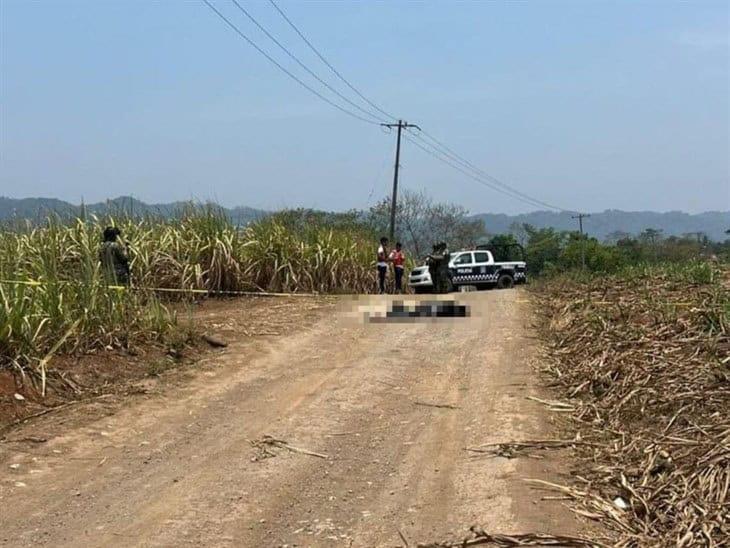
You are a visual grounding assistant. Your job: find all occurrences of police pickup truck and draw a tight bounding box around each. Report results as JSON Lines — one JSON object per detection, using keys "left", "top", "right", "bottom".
{"left": 408, "top": 248, "right": 526, "bottom": 293}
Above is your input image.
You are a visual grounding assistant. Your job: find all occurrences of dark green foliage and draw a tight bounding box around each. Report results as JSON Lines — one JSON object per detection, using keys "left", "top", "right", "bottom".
{"left": 485, "top": 233, "right": 523, "bottom": 261}
{"left": 503, "top": 223, "right": 730, "bottom": 275}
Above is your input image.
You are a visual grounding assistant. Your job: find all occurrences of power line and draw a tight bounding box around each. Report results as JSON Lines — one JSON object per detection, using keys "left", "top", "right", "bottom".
{"left": 267, "top": 0, "right": 396, "bottom": 122}
{"left": 409, "top": 129, "right": 570, "bottom": 212}
{"left": 229, "top": 0, "right": 386, "bottom": 124}
{"left": 403, "top": 131, "right": 550, "bottom": 210}
{"left": 404, "top": 132, "right": 547, "bottom": 210}
{"left": 204, "top": 0, "right": 575, "bottom": 214}
{"left": 201, "top": 0, "right": 380, "bottom": 126}
{"left": 403, "top": 132, "right": 561, "bottom": 212}
{"left": 264, "top": 0, "right": 570, "bottom": 213}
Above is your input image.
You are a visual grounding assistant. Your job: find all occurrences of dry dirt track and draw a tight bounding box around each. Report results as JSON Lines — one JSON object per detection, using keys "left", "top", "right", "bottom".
{"left": 0, "top": 289, "right": 585, "bottom": 547}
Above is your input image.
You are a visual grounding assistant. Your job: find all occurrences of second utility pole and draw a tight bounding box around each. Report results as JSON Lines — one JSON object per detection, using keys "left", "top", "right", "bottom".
{"left": 382, "top": 120, "right": 420, "bottom": 242}
{"left": 572, "top": 213, "right": 591, "bottom": 269}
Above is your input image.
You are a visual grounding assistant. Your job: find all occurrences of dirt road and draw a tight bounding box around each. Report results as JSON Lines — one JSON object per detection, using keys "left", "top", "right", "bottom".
{"left": 1, "top": 290, "right": 584, "bottom": 547}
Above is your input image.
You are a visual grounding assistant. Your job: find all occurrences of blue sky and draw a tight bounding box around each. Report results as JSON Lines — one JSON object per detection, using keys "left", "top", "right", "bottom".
{"left": 1, "top": 0, "right": 728, "bottom": 214}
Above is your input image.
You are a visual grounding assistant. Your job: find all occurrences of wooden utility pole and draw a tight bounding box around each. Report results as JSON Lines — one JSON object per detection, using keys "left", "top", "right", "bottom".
{"left": 381, "top": 120, "right": 420, "bottom": 242}
{"left": 572, "top": 213, "right": 591, "bottom": 269}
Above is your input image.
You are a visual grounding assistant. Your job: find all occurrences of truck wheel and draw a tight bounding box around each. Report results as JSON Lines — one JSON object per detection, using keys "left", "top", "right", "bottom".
{"left": 497, "top": 274, "right": 514, "bottom": 289}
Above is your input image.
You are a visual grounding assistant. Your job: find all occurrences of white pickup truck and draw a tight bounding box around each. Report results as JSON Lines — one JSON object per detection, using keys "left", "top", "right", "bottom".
{"left": 408, "top": 249, "right": 526, "bottom": 293}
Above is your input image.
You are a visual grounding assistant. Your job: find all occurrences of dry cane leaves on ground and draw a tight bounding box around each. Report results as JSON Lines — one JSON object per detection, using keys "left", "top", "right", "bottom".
{"left": 249, "top": 434, "right": 328, "bottom": 461}
{"left": 465, "top": 438, "right": 601, "bottom": 460}
{"left": 416, "top": 526, "right": 603, "bottom": 547}
{"left": 530, "top": 267, "right": 729, "bottom": 547}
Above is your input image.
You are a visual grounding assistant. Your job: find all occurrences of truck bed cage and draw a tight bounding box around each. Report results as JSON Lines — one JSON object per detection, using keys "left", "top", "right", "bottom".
{"left": 475, "top": 243, "right": 526, "bottom": 262}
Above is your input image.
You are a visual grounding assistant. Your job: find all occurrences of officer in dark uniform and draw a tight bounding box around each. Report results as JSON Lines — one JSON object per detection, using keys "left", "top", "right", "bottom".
{"left": 99, "top": 226, "right": 130, "bottom": 285}
{"left": 426, "top": 242, "right": 451, "bottom": 294}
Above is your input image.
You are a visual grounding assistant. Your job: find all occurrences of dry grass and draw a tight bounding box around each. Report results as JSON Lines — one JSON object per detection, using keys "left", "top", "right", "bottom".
{"left": 532, "top": 263, "right": 729, "bottom": 546}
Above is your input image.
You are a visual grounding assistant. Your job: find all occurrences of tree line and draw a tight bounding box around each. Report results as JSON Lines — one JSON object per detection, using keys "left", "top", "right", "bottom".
{"left": 367, "top": 190, "right": 729, "bottom": 274}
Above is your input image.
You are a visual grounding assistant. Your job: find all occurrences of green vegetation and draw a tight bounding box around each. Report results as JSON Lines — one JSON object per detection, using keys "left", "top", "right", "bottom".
{"left": 1, "top": 195, "right": 726, "bottom": 396}
{"left": 491, "top": 224, "right": 729, "bottom": 275}
{"left": 0, "top": 218, "right": 177, "bottom": 386}
{"left": 0, "top": 208, "right": 376, "bottom": 385}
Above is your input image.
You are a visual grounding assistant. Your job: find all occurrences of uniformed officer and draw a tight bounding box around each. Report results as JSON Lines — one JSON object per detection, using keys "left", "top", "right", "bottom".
{"left": 426, "top": 242, "right": 451, "bottom": 294}
{"left": 99, "top": 226, "right": 130, "bottom": 285}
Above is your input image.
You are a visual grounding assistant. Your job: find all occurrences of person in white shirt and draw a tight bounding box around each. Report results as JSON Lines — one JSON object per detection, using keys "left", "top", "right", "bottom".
{"left": 376, "top": 236, "right": 389, "bottom": 294}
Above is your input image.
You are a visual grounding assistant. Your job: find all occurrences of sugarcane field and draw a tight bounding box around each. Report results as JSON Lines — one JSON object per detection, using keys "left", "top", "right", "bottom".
{"left": 1, "top": 2, "right": 728, "bottom": 547}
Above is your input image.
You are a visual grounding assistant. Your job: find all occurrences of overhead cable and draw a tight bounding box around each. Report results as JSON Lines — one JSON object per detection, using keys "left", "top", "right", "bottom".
{"left": 403, "top": 132, "right": 565, "bottom": 212}
{"left": 202, "top": 0, "right": 380, "bottom": 125}
{"left": 407, "top": 129, "right": 570, "bottom": 212}
{"left": 204, "top": 0, "right": 574, "bottom": 212}
{"left": 267, "top": 0, "right": 397, "bottom": 122}
{"left": 264, "top": 0, "right": 570, "bottom": 212}
{"left": 229, "top": 0, "right": 386, "bottom": 124}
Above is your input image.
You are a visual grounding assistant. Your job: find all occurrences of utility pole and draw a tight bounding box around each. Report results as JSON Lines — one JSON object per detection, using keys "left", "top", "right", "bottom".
{"left": 381, "top": 120, "right": 420, "bottom": 242}
{"left": 572, "top": 213, "right": 591, "bottom": 269}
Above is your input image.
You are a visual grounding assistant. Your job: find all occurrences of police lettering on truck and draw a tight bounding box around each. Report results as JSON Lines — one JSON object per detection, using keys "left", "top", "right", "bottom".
{"left": 408, "top": 249, "right": 527, "bottom": 293}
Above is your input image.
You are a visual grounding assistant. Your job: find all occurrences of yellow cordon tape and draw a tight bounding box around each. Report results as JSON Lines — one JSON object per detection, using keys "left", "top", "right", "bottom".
{"left": 0, "top": 280, "right": 697, "bottom": 304}
{"left": 0, "top": 279, "right": 320, "bottom": 298}
{"left": 1, "top": 279, "right": 43, "bottom": 287}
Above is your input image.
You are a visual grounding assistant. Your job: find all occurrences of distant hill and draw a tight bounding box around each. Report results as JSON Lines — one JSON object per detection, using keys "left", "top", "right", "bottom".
{"left": 472, "top": 210, "right": 730, "bottom": 242}
{"left": 1, "top": 197, "right": 728, "bottom": 241}
{"left": 0, "top": 196, "right": 268, "bottom": 227}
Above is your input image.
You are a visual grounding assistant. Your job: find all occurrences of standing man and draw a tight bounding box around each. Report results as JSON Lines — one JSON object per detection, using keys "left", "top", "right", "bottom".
{"left": 427, "top": 242, "right": 451, "bottom": 293}
{"left": 389, "top": 242, "right": 406, "bottom": 294}
{"left": 100, "top": 226, "right": 130, "bottom": 285}
{"left": 436, "top": 242, "right": 451, "bottom": 293}
{"left": 427, "top": 243, "right": 441, "bottom": 293}
{"left": 376, "top": 236, "right": 389, "bottom": 294}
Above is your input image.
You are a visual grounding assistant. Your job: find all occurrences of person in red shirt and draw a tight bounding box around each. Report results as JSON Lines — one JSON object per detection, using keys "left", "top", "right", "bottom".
{"left": 389, "top": 242, "right": 406, "bottom": 293}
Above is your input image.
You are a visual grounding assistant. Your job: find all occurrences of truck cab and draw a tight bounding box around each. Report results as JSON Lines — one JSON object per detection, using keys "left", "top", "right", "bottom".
{"left": 408, "top": 249, "right": 527, "bottom": 293}
{"left": 451, "top": 249, "right": 526, "bottom": 288}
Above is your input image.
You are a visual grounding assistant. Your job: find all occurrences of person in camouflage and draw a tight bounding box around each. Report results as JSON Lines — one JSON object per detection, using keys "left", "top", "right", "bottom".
{"left": 99, "top": 226, "right": 130, "bottom": 285}
{"left": 426, "top": 242, "right": 452, "bottom": 294}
